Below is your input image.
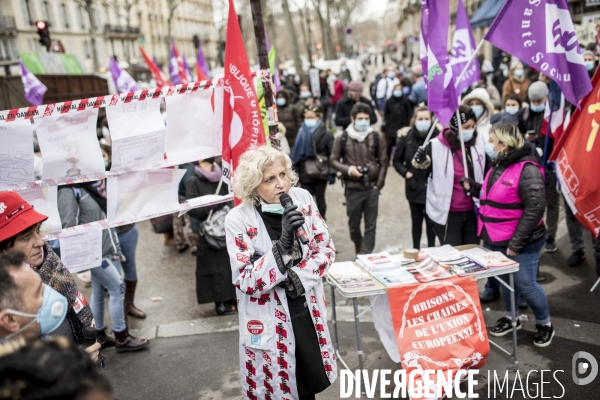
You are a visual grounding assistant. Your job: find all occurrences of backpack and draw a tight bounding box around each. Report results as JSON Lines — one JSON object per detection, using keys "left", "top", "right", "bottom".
{"left": 370, "top": 74, "right": 383, "bottom": 100}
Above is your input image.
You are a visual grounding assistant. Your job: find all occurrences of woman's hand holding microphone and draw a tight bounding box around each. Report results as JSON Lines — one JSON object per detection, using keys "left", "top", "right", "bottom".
{"left": 278, "top": 206, "right": 306, "bottom": 257}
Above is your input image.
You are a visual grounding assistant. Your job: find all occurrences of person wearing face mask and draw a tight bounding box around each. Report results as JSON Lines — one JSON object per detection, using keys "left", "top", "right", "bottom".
{"left": 225, "top": 146, "right": 337, "bottom": 400}
{"left": 383, "top": 82, "right": 413, "bottom": 159}
{"left": 412, "top": 106, "right": 489, "bottom": 246}
{"left": 276, "top": 89, "right": 300, "bottom": 147}
{"left": 330, "top": 103, "right": 389, "bottom": 255}
{"left": 517, "top": 81, "right": 560, "bottom": 253}
{"left": 339, "top": 60, "right": 353, "bottom": 83}
{"left": 473, "top": 72, "right": 502, "bottom": 110}
{"left": 291, "top": 105, "right": 334, "bottom": 219}
{"left": 462, "top": 87, "right": 495, "bottom": 143}
{"left": 376, "top": 67, "right": 400, "bottom": 113}
{"left": 291, "top": 74, "right": 304, "bottom": 97}
{"left": 490, "top": 94, "right": 522, "bottom": 127}
{"left": 468, "top": 123, "right": 554, "bottom": 347}
{"left": 334, "top": 80, "right": 377, "bottom": 130}
{"left": 492, "top": 55, "right": 510, "bottom": 97}
{"left": 0, "top": 251, "right": 101, "bottom": 362}
{"left": 502, "top": 60, "right": 531, "bottom": 103}
{"left": 294, "top": 84, "right": 315, "bottom": 116}
{"left": 583, "top": 50, "right": 597, "bottom": 79}
{"left": 393, "top": 106, "right": 439, "bottom": 249}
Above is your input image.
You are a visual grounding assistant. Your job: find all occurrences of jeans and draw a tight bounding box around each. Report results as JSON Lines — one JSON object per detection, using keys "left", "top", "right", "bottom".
{"left": 564, "top": 194, "right": 600, "bottom": 259}
{"left": 545, "top": 169, "right": 559, "bottom": 239}
{"left": 301, "top": 180, "right": 328, "bottom": 219}
{"left": 117, "top": 225, "right": 138, "bottom": 281}
{"left": 91, "top": 258, "right": 126, "bottom": 332}
{"left": 345, "top": 188, "right": 379, "bottom": 254}
{"left": 485, "top": 239, "right": 551, "bottom": 325}
{"left": 430, "top": 210, "right": 479, "bottom": 246}
{"left": 409, "top": 202, "right": 436, "bottom": 249}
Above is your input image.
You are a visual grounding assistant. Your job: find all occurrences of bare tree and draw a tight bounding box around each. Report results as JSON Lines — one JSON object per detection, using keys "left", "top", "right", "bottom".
{"left": 329, "top": 0, "right": 365, "bottom": 55}
{"left": 311, "top": 0, "right": 334, "bottom": 59}
{"left": 281, "top": 0, "right": 303, "bottom": 75}
{"left": 74, "top": 0, "right": 99, "bottom": 72}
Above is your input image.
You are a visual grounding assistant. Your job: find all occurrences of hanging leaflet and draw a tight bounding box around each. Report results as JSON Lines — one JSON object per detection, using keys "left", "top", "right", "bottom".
{"left": 106, "top": 169, "right": 185, "bottom": 225}
{"left": 0, "top": 119, "right": 34, "bottom": 189}
{"left": 165, "top": 89, "right": 220, "bottom": 165}
{"left": 59, "top": 226, "right": 103, "bottom": 273}
{"left": 18, "top": 186, "right": 62, "bottom": 235}
{"left": 106, "top": 98, "right": 166, "bottom": 171}
{"left": 34, "top": 108, "right": 105, "bottom": 181}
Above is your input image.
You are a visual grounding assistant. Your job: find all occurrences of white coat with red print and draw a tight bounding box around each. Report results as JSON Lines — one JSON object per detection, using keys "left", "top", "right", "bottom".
{"left": 225, "top": 187, "right": 337, "bottom": 400}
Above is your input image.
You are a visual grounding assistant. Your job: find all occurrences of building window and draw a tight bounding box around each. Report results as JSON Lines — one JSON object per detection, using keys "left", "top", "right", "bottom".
{"left": 77, "top": 6, "right": 85, "bottom": 30}
{"left": 83, "top": 40, "right": 90, "bottom": 58}
{"left": 60, "top": 3, "right": 69, "bottom": 29}
{"left": 21, "top": 0, "right": 35, "bottom": 25}
{"left": 29, "top": 38, "right": 37, "bottom": 52}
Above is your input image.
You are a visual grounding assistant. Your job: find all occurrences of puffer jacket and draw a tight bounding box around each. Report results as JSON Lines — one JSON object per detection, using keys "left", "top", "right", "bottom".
{"left": 276, "top": 89, "right": 300, "bottom": 147}
{"left": 329, "top": 127, "right": 389, "bottom": 190}
{"left": 479, "top": 145, "right": 546, "bottom": 253}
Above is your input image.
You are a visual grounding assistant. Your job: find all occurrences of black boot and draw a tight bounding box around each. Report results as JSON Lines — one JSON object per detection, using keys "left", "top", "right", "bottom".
{"left": 96, "top": 328, "right": 115, "bottom": 349}
{"left": 114, "top": 328, "right": 149, "bottom": 353}
{"left": 215, "top": 302, "right": 234, "bottom": 316}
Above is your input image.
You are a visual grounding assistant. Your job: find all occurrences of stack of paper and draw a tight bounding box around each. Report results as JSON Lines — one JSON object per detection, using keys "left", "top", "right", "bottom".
{"left": 437, "top": 255, "right": 488, "bottom": 276}
{"left": 373, "top": 268, "right": 418, "bottom": 286}
{"left": 329, "top": 262, "right": 376, "bottom": 289}
{"left": 357, "top": 252, "right": 400, "bottom": 272}
{"left": 406, "top": 257, "right": 453, "bottom": 282}
{"left": 468, "top": 251, "right": 518, "bottom": 269}
{"left": 420, "top": 245, "right": 461, "bottom": 261}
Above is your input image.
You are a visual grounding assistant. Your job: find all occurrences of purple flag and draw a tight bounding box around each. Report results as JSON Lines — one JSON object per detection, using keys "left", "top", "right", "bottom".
{"left": 181, "top": 53, "right": 192, "bottom": 82}
{"left": 169, "top": 41, "right": 182, "bottom": 85}
{"left": 485, "top": 0, "right": 592, "bottom": 107}
{"left": 19, "top": 61, "right": 47, "bottom": 106}
{"left": 450, "top": 0, "right": 480, "bottom": 94}
{"left": 196, "top": 43, "right": 211, "bottom": 79}
{"left": 108, "top": 57, "right": 140, "bottom": 93}
{"left": 421, "top": 0, "right": 458, "bottom": 125}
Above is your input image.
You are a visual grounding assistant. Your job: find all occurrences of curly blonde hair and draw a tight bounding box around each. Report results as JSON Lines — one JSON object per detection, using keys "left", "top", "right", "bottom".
{"left": 232, "top": 146, "right": 299, "bottom": 205}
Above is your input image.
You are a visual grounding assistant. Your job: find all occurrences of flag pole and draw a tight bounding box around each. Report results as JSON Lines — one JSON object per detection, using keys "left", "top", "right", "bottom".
{"left": 456, "top": 109, "right": 469, "bottom": 178}
{"left": 249, "top": 0, "right": 280, "bottom": 150}
{"left": 421, "top": 116, "right": 438, "bottom": 148}
{"left": 455, "top": 39, "right": 485, "bottom": 87}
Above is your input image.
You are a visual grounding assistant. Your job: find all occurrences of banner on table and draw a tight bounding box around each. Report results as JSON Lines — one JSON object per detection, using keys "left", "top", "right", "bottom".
{"left": 388, "top": 276, "right": 489, "bottom": 400}
{"left": 549, "top": 68, "right": 600, "bottom": 238}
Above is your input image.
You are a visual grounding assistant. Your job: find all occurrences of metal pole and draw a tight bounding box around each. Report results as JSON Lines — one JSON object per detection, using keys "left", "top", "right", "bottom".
{"left": 420, "top": 116, "right": 438, "bottom": 149}
{"left": 249, "top": 0, "right": 281, "bottom": 150}
{"left": 455, "top": 108, "right": 469, "bottom": 178}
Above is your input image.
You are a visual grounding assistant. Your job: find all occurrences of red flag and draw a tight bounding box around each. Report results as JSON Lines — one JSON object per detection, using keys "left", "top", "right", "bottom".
{"left": 221, "top": 0, "right": 266, "bottom": 204}
{"left": 195, "top": 63, "right": 207, "bottom": 82}
{"left": 549, "top": 68, "right": 600, "bottom": 239}
{"left": 139, "top": 46, "right": 171, "bottom": 87}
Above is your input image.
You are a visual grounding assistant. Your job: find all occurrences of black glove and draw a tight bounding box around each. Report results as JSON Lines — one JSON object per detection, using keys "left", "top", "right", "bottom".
{"left": 460, "top": 177, "right": 476, "bottom": 196}
{"left": 414, "top": 147, "right": 426, "bottom": 164}
{"left": 277, "top": 205, "right": 305, "bottom": 256}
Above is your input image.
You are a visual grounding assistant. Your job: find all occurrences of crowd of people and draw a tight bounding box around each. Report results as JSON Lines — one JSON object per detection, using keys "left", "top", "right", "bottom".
{"left": 1, "top": 50, "right": 599, "bottom": 399}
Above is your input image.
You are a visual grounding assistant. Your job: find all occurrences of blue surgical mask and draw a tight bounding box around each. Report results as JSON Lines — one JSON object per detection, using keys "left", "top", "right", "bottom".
{"left": 393, "top": 90, "right": 403, "bottom": 97}
{"left": 276, "top": 98, "right": 286, "bottom": 106}
{"left": 415, "top": 120, "right": 431, "bottom": 132}
{"left": 485, "top": 142, "right": 499, "bottom": 159}
{"left": 530, "top": 103, "right": 546, "bottom": 113}
{"left": 294, "top": 76, "right": 301, "bottom": 84}
{"left": 402, "top": 87, "right": 410, "bottom": 95}
{"left": 300, "top": 91, "right": 311, "bottom": 99}
{"left": 514, "top": 69, "right": 524, "bottom": 78}
{"left": 261, "top": 201, "right": 285, "bottom": 214}
{"left": 471, "top": 105, "right": 484, "bottom": 118}
{"left": 461, "top": 129, "right": 474, "bottom": 142}
{"left": 387, "top": 72, "right": 396, "bottom": 79}
{"left": 505, "top": 106, "right": 519, "bottom": 115}
{"left": 304, "top": 119, "right": 319, "bottom": 128}
{"left": 499, "top": 64, "right": 507, "bottom": 71}
{"left": 586, "top": 61, "right": 595, "bottom": 71}
{"left": 341, "top": 66, "right": 347, "bottom": 71}
{"left": 502, "top": 69, "right": 508, "bottom": 77}
{"left": 354, "top": 119, "right": 370, "bottom": 132}
{"left": 6, "top": 285, "right": 68, "bottom": 338}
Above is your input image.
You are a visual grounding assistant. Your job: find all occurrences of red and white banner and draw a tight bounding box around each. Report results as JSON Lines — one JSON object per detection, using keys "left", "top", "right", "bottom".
{"left": 550, "top": 69, "right": 600, "bottom": 239}
{"left": 388, "top": 276, "right": 489, "bottom": 400}
{"left": 221, "top": 0, "right": 266, "bottom": 200}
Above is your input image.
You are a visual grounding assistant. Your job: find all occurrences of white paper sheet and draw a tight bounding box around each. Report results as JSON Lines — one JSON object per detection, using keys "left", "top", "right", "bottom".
{"left": 106, "top": 99, "right": 166, "bottom": 170}
{"left": 0, "top": 119, "right": 35, "bottom": 188}
{"left": 34, "top": 108, "right": 105, "bottom": 181}
{"left": 18, "top": 186, "right": 62, "bottom": 235}
{"left": 59, "top": 227, "right": 103, "bottom": 273}
{"left": 106, "top": 169, "right": 185, "bottom": 224}
{"left": 165, "top": 89, "right": 220, "bottom": 165}
{"left": 213, "top": 86, "right": 224, "bottom": 154}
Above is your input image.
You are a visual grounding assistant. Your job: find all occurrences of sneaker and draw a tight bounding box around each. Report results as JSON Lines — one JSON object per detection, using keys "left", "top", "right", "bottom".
{"left": 479, "top": 287, "right": 500, "bottom": 303}
{"left": 533, "top": 324, "right": 555, "bottom": 347}
{"left": 567, "top": 250, "right": 586, "bottom": 267}
{"left": 489, "top": 317, "right": 521, "bottom": 337}
{"left": 544, "top": 237, "right": 557, "bottom": 253}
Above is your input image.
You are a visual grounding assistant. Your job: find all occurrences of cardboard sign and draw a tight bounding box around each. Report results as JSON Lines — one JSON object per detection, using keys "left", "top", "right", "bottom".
{"left": 388, "top": 276, "right": 489, "bottom": 400}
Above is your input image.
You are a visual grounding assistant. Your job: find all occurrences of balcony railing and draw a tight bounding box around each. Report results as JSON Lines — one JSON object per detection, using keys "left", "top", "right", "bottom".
{"left": 104, "top": 24, "right": 140, "bottom": 36}
{"left": 0, "top": 16, "right": 17, "bottom": 31}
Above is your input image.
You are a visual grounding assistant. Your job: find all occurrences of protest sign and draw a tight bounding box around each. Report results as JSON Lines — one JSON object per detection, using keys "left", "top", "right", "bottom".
{"left": 388, "top": 276, "right": 489, "bottom": 399}
{"left": 0, "top": 119, "right": 34, "bottom": 189}
{"left": 106, "top": 98, "right": 166, "bottom": 171}
{"left": 34, "top": 108, "right": 105, "bottom": 181}
{"left": 59, "top": 226, "right": 103, "bottom": 273}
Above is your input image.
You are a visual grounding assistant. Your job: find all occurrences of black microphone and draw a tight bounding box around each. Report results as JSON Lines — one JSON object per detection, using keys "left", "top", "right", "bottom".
{"left": 279, "top": 193, "right": 309, "bottom": 245}
{"left": 83, "top": 327, "right": 105, "bottom": 368}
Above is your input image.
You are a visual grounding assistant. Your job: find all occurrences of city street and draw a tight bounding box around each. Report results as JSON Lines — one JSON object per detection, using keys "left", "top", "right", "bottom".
{"left": 85, "top": 167, "right": 600, "bottom": 399}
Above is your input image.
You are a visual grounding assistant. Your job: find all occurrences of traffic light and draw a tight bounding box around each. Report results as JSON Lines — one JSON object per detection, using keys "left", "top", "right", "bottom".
{"left": 36, "top": 20, "right": 51, "bottom": 51}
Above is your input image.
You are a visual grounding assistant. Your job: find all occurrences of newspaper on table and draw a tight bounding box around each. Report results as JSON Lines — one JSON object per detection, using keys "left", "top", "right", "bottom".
{"left": 0, "top": 118, "right": 34, "bottom": 189}
{"left": 468, "top": 251, "right": 518, "bottom": 268}
{"left": 437, "top": 255, "right": 488, "bottom": 276}
{"left": 106, "top": 98, "right": 166, "bottom": 171}
{"left": 406, "top": 257, "right": 453, "bottom": 282}
{"left": 420, "top": 244, "right": 461, "bottom": 261}
{"left": 34, "top": 108, "right": 105, "bottom": 181}
{"left": 18, "top": 186, "right": 62, "bottom": 235}
{"left": 328, "top": 261, "right": 375, "bottom": 289}
{"left": 59, "top": 226, "right": 103, "bottom": 273}
{"left": 373, "top": 268, "right": 418, "bottom": 287}
{"left": 356, "top": 252, "right": 401, "bottom": 272}
{"left": 106, "top": 169, "right": 185, "bottom": 225}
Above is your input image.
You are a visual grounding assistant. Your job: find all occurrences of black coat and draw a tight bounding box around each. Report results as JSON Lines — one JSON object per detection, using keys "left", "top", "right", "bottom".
{"left": 185, "top": 171, "right": 236, "bottom": 304}
{"left": 480, "top": 145, "right": 546, "bottom": 253}
{"left": 296, "top": 124, "right": 335, "bottom": 185}
{"left": 334, "top": 96, "right": 377, "bottom": 129}
{"left": 383, "top": 95, "right": 413, "bottom": 140}
{"left": 393, "top": 127, "right": 439, "bottom": 204}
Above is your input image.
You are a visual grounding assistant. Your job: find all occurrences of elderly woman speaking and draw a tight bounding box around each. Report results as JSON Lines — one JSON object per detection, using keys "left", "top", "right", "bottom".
{"left": 225, "top": 146, "right": 337, "bottom": 400}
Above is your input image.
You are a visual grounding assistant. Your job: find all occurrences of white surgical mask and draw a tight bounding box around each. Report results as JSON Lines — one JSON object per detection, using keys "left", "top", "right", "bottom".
{"left": 461, "top": 129, "right": 474, "bottom": 142}
{"left": 354, "top": 119, "right": 370, "bottom": 132}
{"left": 485, "top": 142, "right": 499, "bottom": 159}
{"left": 471, "top": 105, "right": 484, "bottom": 118}
{"left": 505, "top": 106, "right": 519, "bottom": 115}
{"left": 393, "top": 90, "right": 403, "bottom": 97}
{"left": 415, "top": 120, "right": 431, "bottom": 133}
{"left": 514, "top": 69, "right": 524, "bottom": 78}
{"left": 586, "top": 61, "right": 595, "bottom": 71}
{"left": 304, "top": 119, "right": 318, "bottom": 128}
